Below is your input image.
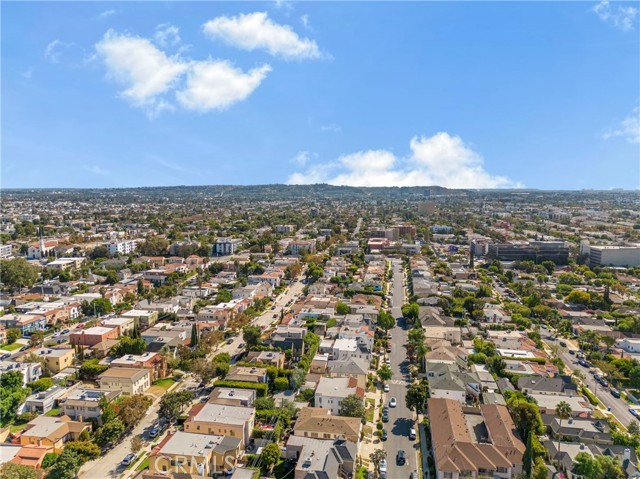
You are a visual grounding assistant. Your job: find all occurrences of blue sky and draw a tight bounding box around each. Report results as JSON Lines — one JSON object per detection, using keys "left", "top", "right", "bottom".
{"left": 2, "top": 1, "right": 639, "bottom": 189}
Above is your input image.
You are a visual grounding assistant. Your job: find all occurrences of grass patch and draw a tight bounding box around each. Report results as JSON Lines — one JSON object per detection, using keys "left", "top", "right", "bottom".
{"left": 9, "top": 423, "right": 27, "bottom": 433}
{"left": 152, "top": 378, "right": 177, "bottom": 390}
{"left": 135, "top": 457, "right": 149, "bottom": 472}
{"left": 1, "top": 343, "right": 22, "bottom": 351}
{"left": 45, "top": 408, "right": 60, "bottom": 417}
{"left": 365, "top": 398, "right": 375, "bottom": 422}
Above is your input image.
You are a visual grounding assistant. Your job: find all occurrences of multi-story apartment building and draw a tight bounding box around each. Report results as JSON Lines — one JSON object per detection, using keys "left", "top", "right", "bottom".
{"left": 214, "top": 237, "right": 242, "bottom": 256}
{"left": 98, "top": 367, "right": 151, "bottom": 395}
{"left": 105, "top": 239, "right": 138, "bottom": 256}
{"left": 487, "top": 241, "right": 570, "bottom": 264}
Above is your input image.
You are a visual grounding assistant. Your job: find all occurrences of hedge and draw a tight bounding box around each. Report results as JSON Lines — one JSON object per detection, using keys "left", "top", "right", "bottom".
{"left": 214, "top": 380, "right": 268, "bottom": 397}
{"left": 500, "top": 356, "right": 546, "bottom": 364}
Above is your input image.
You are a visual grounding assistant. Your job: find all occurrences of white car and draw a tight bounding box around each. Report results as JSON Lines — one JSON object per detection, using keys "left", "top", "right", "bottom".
{"left": 379, "top": 459, "right": 387, "bottom": 474}
{"left": 389, "top": 397, "right": 397, "bottom": 408}
{"left": 384, "top": 384, "right": 390, "bottom": 393}
{"left": 385, "top": 357, "right": 391, "bottom": 365}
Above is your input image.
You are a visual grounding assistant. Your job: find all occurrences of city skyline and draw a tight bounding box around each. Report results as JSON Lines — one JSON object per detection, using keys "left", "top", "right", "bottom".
{"left": 2, "top": 1, "right": 639, "bottom": 189}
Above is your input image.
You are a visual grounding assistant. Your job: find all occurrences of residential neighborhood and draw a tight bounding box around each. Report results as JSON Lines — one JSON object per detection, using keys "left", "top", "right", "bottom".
{"left": 0, "top": 186, "right": 639, "bottom": 479}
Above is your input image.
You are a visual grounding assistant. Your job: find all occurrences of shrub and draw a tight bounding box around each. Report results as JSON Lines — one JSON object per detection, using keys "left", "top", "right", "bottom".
{"left": 213, "top": 380, "right": 268, "bottom": 397}
{"left": 273, "top": 377, "right": 289, "bottom": 391}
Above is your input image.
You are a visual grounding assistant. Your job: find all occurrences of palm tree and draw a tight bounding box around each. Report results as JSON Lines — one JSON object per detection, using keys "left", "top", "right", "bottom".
{"left": 555, "top": 400, "right": 572, "bottom": 462}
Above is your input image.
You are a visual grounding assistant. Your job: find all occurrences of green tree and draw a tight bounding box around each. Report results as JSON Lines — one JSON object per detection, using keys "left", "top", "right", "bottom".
{"left": 401, "top": 303, "right": 420, "bottom": 323}
{"left": 6, "top": 328, "right": 21, "bottom": 344}
{"left": 0, "top": 258, "right": 39, "bottom": 291}
{"left": 46, "top": 450, "right": 83, "bottom": 479}
{"left": 1, "top": 370, "right": 24, "bottom": 390}
{"left": 94, "top": 419, "right": 126, "bottom": 447}
{"left": 130, "top": 435, "right": 143, "bottom": 454}
{"left": 117, "top": 394, "right": 152, "bottom": 428}
{"left": 89, "top": 297, "right": 114, "bottom": 316}
{"left": 89, "top": 245, "right": 110, "bottom": 260}
{"left": 242, "top": 325, "right": 262, "bottom": 347}
{"left": 531, "top": 458, "right": 548, "bottom": 479}
{"left": 260, "top": 442, "right": 281, "bottom": 471}
{"left": 555, "top": 401, "right": 572, "bottom": 459}
{"left": 78, "top": 359, "right": 108, "bottom": 380}
{"left": 0, "top": 462, "right": 38, "bottom": 479}
{"left": 159, "top": 390, "right": 195, "bottom": 421}
{"left": 573, "top": 452, "right": 602, "bottom": 479}
{"left": 63, "top": 441, "right": 101, "bottom": 461}
{"left": 191, "top": 358, "right": 218, "bottom": 386}
{"left": 565, "top": 290, "right": 591, "bottom": 305}
{"left": 338, "top": 394, "right": 365, "bottom": 418}
{"left": 377, "top": 364, "right": 393, "bottom": 382}
{"left": 274, "top": 377, "right": 289, "bottom": 390}
{"left": 28, "top": 377, "right": 53, "bottom": 393}
{"left": 406, "top": 380, "right": 430, "bottom": 413}
{"left": 190, "top": 323, "right": 198, "bottom": 347}
{"left": 376, "top": 311, "right": 395, "bottom": 332}
{"left": 335, "top": 301, "right": 350, "bottom": 315}
{"left": 41, "top": 452, "right": 59, "bottom": 469}
{"left": 541, "top": 261, "right": 555, "bottom": 275}
{"left": 108, "top": 336, "right": 147, "bottom": 357}
{"left": 138, "top": 235, "right": 169, "bottom": 256}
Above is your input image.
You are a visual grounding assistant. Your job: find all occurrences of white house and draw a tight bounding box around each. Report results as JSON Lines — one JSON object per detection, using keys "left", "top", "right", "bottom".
{"left": 106, "top": 239, "right": 137, "bottom": 256}
{"left": 616, "top": 338, "right": 640, "bottom": 354}
{"left": 315, "top": 376, "right": 363, "bottom": 415}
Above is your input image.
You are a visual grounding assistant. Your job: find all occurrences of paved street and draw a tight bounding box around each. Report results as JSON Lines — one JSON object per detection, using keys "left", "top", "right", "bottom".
{"left": 79, "top": 275, "right": 306, "bottom": 479}
{"left": 542, "top": 335, "right": 635, "bottom": 427}
{"left": 383, "top": 259, "right": 419, "bottom": 479}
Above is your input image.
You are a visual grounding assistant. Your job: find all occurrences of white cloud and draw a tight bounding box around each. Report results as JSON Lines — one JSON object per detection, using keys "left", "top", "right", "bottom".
{"left": 176, "top": 60, "right": 271, "bottom": 112}
{"left": 99, "top": 9, "right": 116, "bottom": 18}
{"left": 84, "top": 165, "right": 109, "bottom": 175}
{"left": 44, "top": 39, "right": 75, "bottom": 63}
{"left": 287, "top": 132, "right": 522, "bottom": 189}
{"left": 301, "top": 14, "right": 311, "bottom": 29}
{"left": 154, "top": 23, "right": 181, "bottom": 47}
{"left": 95, "top": 30, "right": 188, "bottom": 109}
{"left": 320, "top": 123, "right": 341, "bottom": 133}
{"left": 22, "top": 68, "right": 33, "bottom": 80}
{"left": 291, "top": 151, "right": 317, "bottom": 166}
{"left": 603, "top": 106, "right": 640, "bottom": 144}
{"left": 202, "top": 11, "right": 322, "bottom": 60}
{"left": 593, "top": 0, "right": 638, "bottom": 31}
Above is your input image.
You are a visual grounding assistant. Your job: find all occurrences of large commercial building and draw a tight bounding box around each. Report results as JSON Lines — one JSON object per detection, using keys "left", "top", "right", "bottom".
{"left": 582, "top": 243, "right": 640, "bottom": 268}
{"left": 487, "top": 241, "right": 570, "bottom": 264}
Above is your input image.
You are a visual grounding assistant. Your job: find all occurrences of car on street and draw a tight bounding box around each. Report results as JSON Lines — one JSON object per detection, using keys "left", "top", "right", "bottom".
{"left": 384, "top": 384, "right": 390, "bottom": 393}
{"left": 569, "top": 350, "right": 575, "bottom": 355}
{"left": 409, "top": 428, "right": 416, "bottom": 440}
{"left": 382, "top": 411, "right": 389, "bottom": 423}
{"left": 0, "top": 353, "right": 11, "bottom": 360}
{"left": 149, "top": 425, "right": 160, "bottom": 438}
{"left": 594, "top": 374, "right": 602, "bottom": 381}
{"left": 238, "top": 343, "right": 245, "bottom": 349}
{"left": 385, "top": 357, "right": 391, "bottom": 365}
{"left": 610, "top": 388, "right": 621, "bottom": 398}
{"left": 52, "top": 332, "right": 61, "bottom": 338}
{"left": 600, "top": 379, "right": 609, "bottom": 388}
{"left": 227, "top": 338, "right": 234, "bottom": 344}
{"left": 396, "top": 450, "right": 406, "bottom": 465}
{"left": 630, "top": 408, "right": 640, "bottom": 418}
{"left": 379, "top": 459, "right": 387, "bottom": 474}
{"left": 381, "top": 429, "right": 388, "bottom": 441}
{"left": 578, "top": 359, "right": 589, "bottom": 367}
{"left": 410, "top": 472, "right": 418, "bottom": 479}
{"left": 559, "top": 341, "right": 567, "bottom": 347}
{"left": 62, "top": 329, "right": 70, "bottom": 334}
{"left": 121, "top": 453, "right": 136, "bottom": 466}
{"left": 389, "top": 397, "right": 397, "bottom": 408}
{"left": 387, "top": 346, "right": 391, "bottom": 353}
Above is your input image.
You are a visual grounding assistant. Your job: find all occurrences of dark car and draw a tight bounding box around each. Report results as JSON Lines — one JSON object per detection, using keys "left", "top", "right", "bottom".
{"left": 600, "top": 379, "right": 609, "bottom": 388}
{"left": 610, "top": 388, "right": 621, "bottom": 398}
{"left": 410, "top": 472, "right": 418, "bottom": 479}
{"left": 559, "top": 341, "right": 567, "bottom": 347}
{"left": 396, "top": 450, "right": 406, "bottom": 465}
{"left": 0, "top": 353, "right": 11, "bottom": 360}
{"left": 569, "top": 350, "right": 575, "bottom": 355}
{"left": 382, "top": 411, "right": 389, "bottom": 423}
{"left": 381, "top": 429, "right": 388, "bottom": 441}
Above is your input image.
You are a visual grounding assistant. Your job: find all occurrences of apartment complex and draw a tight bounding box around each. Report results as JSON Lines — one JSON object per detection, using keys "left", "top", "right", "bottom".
{"left": 487, "top": 241, "right": 570, "bottom": 264}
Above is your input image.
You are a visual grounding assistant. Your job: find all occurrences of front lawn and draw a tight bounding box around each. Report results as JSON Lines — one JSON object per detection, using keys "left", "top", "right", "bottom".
{"left": 135, "top": 457, "right": 149, "bottom": 472}
{"left": 1, "top": 343, "right": 22, "bottom": 351}
{"left": 45, "top": 408, "right": 60, "bottom": 417}
{"left": 152, "top": 378, "right": 176, "bottom": 390}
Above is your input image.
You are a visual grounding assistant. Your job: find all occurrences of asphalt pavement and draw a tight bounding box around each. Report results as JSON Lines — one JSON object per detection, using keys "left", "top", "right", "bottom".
{"left": 383, "top": 259, "right": 419, "bottom": 479}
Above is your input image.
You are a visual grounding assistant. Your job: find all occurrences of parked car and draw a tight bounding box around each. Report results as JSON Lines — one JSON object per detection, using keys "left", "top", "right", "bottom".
{"left": 121, "top": 453, "right": 136, "bottom": 466}
{"left": 227, "top": 338, "right": 234, "bottom": 344}
{"left": 409, "top": 428, "right": 416, "bottom": 440}
{"left": 610, "top": 388, "right": 621, "bottom": 398}
{"left": 61, "top": 329, "right": 70, "bottom": 334}
{"left": 379, "top": 459, "right": 387, "bottom": 474}
{"left": 389, "top": 397, "right": 397, "bottom": 408}
{"left": 52, "top": 332, "right": 61, "bottom": 338}
{"left": 381, "top": 429, "right": 388, "bottom": 441}
{"left": 384, "top": 384, "right": 390, "bottom": 393}
{"left": 385, "top": 357, "right": 391, "bottom": 365}
{"left": 630, "top": 408, "right": 640, "bottom": 418}
{"left": 559, "top": 341, "right": 567, "bottom": 347}
{"left": 238, "top": 343, "right": 246, "bottom": 349}
{"left": 396, "top": 450, "right": 406, "bottom": 465}
{"left": 0, "top": 353, "right": 11, "bottom": 360}
{"left": 600, "top": 379, "right": 609, "bottom": 388}
{"left": 149, "top": 425, "right": 160, "bottom": 438}
{"left": 382, "top": 411, "right": 389, "bottom": 423}
{"left": 569, "top": 350, "right": 575, "bottom": 355}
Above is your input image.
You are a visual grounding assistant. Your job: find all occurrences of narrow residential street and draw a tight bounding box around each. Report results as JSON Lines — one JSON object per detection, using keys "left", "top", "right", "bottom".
{"left": 541, "top": 335, "right": 635, "bottom": 427}
{"left": 383, "top": 258, "right": 419, "bottom": 478}
{"left": 79, "top": 276, "right": 306, "bottom": 479}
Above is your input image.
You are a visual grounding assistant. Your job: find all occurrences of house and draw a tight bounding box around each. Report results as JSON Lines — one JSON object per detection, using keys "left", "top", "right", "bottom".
{"left": 31, "top": 348, "right": 75, "bottom": 373}
{"left": 19, "top": 416, "right": 91, "bottom": 453}
{"left": 329, "top": 338, "right": 372, "bottom": 363}
{"left": 285, "top": 437, "right": 356, "bottom": 479}
{"left": 315, "top": 376, "right": 364, "bottom": 416}
{"left": 207, "top": 388, "right": 255, "bottom": 408}
{"left": 270, "top": 325, "right": 307, "bottom": 359}
{"left": 429, "top": 398, "right": 525, "bottom": 479}
{"left": 483, "top": 307, "right": 512, "bottom": 324}
{"left": 100, "top": 316, "right": 136, "bottom": 336}
{"left": 0, "top": 314, "right": 46, "bottom": 335}
{"left": 517, "top": 376, "right": 578, "bottom": 396}
{"left": 24, "top": 385, "right": 67, "bottom": 414}
{"left": 293, "top": 407, "right": 361, "bottom": 443}
{"left": 98, "top": 367, "right": 151, "bottom": 395}
{"left": 0, "top": 361, "right": 42, "bottom": 385}
{"left": 121, "top": 309, "right": 159, "bottom": 328}
{"left": 147, "top": 431, "right": 241, "bottom": 476}
{"left": 545, "top": 441, "right": 638, "bottom": 479}
{"left": 429, "top": 371, "right": 482, "bottom": 403}
{"left": 61, "top": 388, "right": 121, "bottom": 422}
{"left": 617, "top": 338, "right": 640, "bottom": 354}
{"left": 184, "top": 403, "right": 255, "bottom": 447}
{"left": 528, "top": 393, "right": 593, "bottom": 417}
{"left": 9, "top": 444, "right": 54, "bottom": 469}
{"left": 543, "top": 414, "right": 612, "bottom": 444}
{"left": 69, "top": 326, "right": 119, "bottom": 347}
{"left": 110, "top": 352, "right": 168, "bottom": 381}
{"left": 287, "top": 240, "right": 316, "bottom": 256}
{"left": 246, "top": 350, "right": 285, "bottom": 369}
{"left": 225, "top": 366, "right": 268, "bottom": 384}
